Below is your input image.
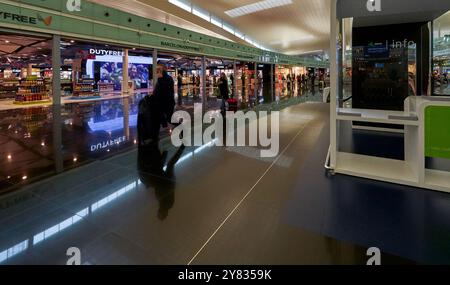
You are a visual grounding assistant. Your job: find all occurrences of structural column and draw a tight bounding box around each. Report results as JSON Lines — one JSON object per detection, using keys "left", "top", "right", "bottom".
{"left": 233, "top": 60, "right": 237, "bottom": 98}
{"left": 152, "top": 49, "right": 158, "bottom": 89}
{"left": 122, "top": 49, "right": 129, "bottom": 94}
{"left": 201, "top": 56, "right": 207, "bottom": 111}
{"left": 52, "top": 35, "right": 61, "bottom": 106}
{"left": 271, "top": 64, "right": 274, "bottom": 101}
{"left": 254, "top": 62, "right": 258, "bottom": 103}
{"left": 52, "top": 34, "right": 63, "bottom": 173}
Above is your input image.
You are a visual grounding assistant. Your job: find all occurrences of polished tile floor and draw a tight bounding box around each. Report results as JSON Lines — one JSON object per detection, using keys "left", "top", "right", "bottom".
{"left": 3, "top": 98, "right": 444, "bottom": 265}
{"left": 0, "top": 83, "right": 318, "bottom": 195}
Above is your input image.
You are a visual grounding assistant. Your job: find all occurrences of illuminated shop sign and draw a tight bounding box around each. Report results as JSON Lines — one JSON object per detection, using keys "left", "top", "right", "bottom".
{"left": 90, "top": 136, "right": 127, "bottom": 152}
{"left": 89, "top": 49, "right": 125, "bottom": 57}
{"left": 0, "top": 12, "right": 37, "bottom": 24}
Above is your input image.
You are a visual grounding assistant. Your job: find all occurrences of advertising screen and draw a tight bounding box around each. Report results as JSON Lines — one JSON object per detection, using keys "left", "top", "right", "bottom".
{"left": 95, "top": 62, "right": 150, "bottom": 91}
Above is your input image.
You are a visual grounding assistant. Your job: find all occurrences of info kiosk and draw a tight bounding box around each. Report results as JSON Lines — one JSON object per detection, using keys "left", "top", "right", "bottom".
{"left": 327, "top": 0, "right": 450, "bottom": 193}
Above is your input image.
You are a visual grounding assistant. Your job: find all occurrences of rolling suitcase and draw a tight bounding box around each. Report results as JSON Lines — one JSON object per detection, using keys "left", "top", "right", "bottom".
{"left": 137, "top": 95, "right": 161, "bottom": 147}
{"left": 227, "top": 98, "right": 238, "bottom": 112}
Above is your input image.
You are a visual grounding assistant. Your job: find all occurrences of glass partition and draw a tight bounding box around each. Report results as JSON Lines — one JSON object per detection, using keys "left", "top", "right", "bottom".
{"left": 433, "top": 11, "right": 450, "bottom": 96}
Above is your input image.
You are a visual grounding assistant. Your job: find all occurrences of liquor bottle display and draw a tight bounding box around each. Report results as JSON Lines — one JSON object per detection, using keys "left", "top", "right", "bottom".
{"left": 0, "top": 78, "right": 20, "bottom": 99}
{"left": 72, "top": 77, "right": 100, "bottom": 99}
{"left": 14, "top": 76, "right": 51, "bottom": 105}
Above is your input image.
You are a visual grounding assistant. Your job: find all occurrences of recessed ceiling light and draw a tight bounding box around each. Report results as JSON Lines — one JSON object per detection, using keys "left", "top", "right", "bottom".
{"left": 70, "top": 40, "right": 75, "bottom": 43}
{"left": 225, "top": 0, "right": 293, "bottom": 18}
{"left": 22, "top": 175, "right": 27, "bottom": 180}
{"left": 5, "top": 40, "right": 10, "bottom": 43}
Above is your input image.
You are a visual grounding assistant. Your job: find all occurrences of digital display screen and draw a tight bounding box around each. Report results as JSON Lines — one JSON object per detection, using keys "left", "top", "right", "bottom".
{"left": 95, "top": 62, "right": 150, "bottom": 90}
{"left": 364, "top": 44, "right": 389, "bottom": 59}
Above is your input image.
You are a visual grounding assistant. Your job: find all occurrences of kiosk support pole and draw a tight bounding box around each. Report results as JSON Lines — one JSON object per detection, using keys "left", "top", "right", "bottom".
{"left": 329, "top": 0, "right": 339, "bottom": 169}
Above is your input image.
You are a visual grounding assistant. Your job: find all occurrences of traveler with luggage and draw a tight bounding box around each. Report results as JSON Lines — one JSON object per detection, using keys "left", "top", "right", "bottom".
{"left": 137, "top": 65, "right": 175, "bottom": 147}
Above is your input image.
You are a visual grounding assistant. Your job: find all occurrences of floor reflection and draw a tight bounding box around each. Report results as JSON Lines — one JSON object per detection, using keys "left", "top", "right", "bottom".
{"left": 138, "top": 144, "right": 185, "bottom": 220}
{"left": 0, "top": 84, "right": 324, "bottom": 194}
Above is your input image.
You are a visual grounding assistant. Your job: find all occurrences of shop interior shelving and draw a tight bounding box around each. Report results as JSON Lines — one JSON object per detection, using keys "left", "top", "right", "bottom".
{"left": 0, "top": 78, "right": 20, "bottom": 99}
{"left": 98, "top": 82, "right": 115, "bottom": 93}
{"left": 72, "top": 78, "right": 99, "bottom": 99}
{"left": 14, "top": 76, "right": 51, "bottom": 105}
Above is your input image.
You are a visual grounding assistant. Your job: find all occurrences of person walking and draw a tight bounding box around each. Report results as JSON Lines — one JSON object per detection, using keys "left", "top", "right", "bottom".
{"left": 218, "top": 72, "right": 230, "bottom": 114}
{"left": 153, "top": 65, "right": 175, "bottom": 130}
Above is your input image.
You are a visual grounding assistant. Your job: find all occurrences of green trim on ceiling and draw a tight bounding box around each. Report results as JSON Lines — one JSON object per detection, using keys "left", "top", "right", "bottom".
{"left": 0, "top": 0, "right": 328, "bottom": 68}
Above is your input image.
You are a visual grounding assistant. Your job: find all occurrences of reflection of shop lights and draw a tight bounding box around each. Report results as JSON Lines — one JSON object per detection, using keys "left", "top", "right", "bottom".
{"left": 87, "top": 115, "right": 137, "bottom": 132}
{"left": 194, "top": 139, "right": 218, "bottom": 154}
{"left": 0, "top": 240, "right": 29, "bottom": 264}
{"left": 0, "top": 180, "right": 139, "bottom": 263}
{"left": 33, "top": 208, "right": 89, "bottom": 245}
{"left": 22, "top": 176, "right": 27, "bottom": 180}
{"left": 91, "top": 182, "right": 137, "bottom": 212}
{"left": 73, "top": 157, "right": 78, "bottom": 162}
{"left": 7, "top": 154, "right": 11, "bottom": 160}
{"left": 163, "top": 139, "right": 218, "bottom": 171}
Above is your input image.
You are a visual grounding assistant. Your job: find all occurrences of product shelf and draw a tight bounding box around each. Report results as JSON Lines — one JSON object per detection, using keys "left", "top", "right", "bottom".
{"left": 336, "top": 152, "right": 419, "bottom": 185}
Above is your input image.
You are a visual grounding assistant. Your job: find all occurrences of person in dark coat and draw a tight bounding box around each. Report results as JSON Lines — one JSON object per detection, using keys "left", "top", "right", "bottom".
{"left": 153, "top": 65, "right": 175, "bottom": 128}
{"left": 218, "top": 72, "right": 229, "bottom": 113}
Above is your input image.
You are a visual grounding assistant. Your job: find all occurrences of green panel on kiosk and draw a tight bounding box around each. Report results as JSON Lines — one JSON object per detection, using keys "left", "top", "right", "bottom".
{"left": 425, "top": 106, "right": 450, "bottom": 159}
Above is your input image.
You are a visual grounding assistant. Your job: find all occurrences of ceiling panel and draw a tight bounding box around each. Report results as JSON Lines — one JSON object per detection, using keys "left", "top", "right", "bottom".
{"left": 188, "top": 0, "right": 330, "bottom": 54}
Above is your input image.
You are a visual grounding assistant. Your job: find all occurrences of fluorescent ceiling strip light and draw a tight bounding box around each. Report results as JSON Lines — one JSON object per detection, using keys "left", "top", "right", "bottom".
{"left": 234, "top": 31, "right": 245, "bottom": 39}
{"left": 210, "top": 16, "right": 222, "bottom": 28}
{"left": 222, "top": 23, "right": 234, "bottom": 34}
{"left": 225, "top": 0, "right": 293, "bottom": 18}
{"left": 168, "top": 0, "right": 192, "bottom": 13}
{"left": 192, "top": 7, "right": 210, "bottom": 21}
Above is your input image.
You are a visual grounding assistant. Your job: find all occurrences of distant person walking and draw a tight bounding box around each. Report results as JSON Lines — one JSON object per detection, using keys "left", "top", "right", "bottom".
{"left": 218, "top": 72, "right": 229, "bottom": 114}
{"left": 154, "top": 65, "right": 175, "bottom": 129}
